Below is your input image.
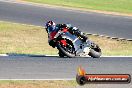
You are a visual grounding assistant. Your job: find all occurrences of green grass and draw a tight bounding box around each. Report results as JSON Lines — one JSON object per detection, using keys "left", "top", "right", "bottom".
{"left": 0, "top": 21, "right": 132, "bottom": 56}
{"left": 23, "top": 0, "right": 132, "bottom": 14}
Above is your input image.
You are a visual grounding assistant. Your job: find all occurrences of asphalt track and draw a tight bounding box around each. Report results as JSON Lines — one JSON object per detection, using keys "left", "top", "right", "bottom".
{"left": 0, "top": 56, "right": 132, "bottom": 79}
{"left": 0, "top": 56, "right": 132, "bottom": 88}
{"left": 0, "top": 1, "right": 132, "bottom": 39}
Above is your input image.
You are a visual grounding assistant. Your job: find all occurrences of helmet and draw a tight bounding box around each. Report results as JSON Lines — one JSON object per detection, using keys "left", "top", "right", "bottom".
{"left": 45, "top": 21, "right": 56, "bottom": 33}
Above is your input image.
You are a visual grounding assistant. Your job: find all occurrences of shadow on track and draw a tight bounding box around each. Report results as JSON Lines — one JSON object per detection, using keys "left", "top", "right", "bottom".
{"left": 6, "top": 53, "right": 59, "bottom": 58}
{"left": 5, "top": 53, "right": 94, "bottom": 59}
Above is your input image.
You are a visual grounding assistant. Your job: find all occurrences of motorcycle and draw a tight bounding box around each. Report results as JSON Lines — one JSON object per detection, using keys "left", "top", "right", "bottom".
{"left": 48, "top": 27, "right": 101, "bottom": 58}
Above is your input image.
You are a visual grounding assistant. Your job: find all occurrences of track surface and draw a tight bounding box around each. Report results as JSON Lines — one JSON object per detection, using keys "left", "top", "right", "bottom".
{"left": 0, "top": 56, "right": 132, "bottom": 88}
{"left": 0, "top": 1, "right": 132, "bottom": 39}
{"left": 0, "top": 56, "right": 132, "bottom": 79}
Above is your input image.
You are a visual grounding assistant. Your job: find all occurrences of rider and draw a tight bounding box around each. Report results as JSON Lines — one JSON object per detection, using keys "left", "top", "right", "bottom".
{"left": 45, "top": 20, "right": 88, "bottom": 47}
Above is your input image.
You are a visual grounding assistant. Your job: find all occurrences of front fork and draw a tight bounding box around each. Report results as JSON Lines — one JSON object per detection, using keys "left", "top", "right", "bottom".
{"left": 86, "top": 40, "right": 96, "bottom": 48}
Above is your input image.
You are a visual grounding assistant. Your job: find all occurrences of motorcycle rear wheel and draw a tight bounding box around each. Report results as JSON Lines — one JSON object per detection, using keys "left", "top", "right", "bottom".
{"left": 57, "top": 39, "right": 76, "bottom": 58}
{"left": 58, "top": 51, "right": 66, "bottom": 57}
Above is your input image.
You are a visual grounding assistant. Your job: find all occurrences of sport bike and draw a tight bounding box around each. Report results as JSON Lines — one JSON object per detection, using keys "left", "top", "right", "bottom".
{"left": 48, "top": 27, "right": 101, "bottom": 58}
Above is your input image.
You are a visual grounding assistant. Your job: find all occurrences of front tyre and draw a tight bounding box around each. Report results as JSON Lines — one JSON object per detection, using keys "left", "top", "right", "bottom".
{"left": 89, "top": 44, "right": 102, "bottom": 58}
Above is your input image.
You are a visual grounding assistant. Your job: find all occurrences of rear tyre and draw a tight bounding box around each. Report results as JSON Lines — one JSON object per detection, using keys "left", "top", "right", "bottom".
{"left": 58, "top": 51, "right": 66, "bottom": 57}
{"left": 57, "top": 39, "right": 76, "bottom": 58}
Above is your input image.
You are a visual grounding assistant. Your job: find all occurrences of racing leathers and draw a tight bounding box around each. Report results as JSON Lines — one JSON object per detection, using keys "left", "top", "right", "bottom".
{"left": 47, "top": 23, "right": 88, "bottom": 48}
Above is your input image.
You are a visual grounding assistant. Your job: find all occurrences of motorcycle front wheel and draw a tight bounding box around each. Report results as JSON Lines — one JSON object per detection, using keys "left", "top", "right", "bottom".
{"left": 89, "top": 44, "right": 102, "bottom": 58}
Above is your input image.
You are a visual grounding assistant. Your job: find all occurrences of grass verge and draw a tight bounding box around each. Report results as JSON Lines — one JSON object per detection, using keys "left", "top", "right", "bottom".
{"left": 0, "top": 80, "right": 77, "bottom": 88}
{"left": 0, "top": 21, "right": 132, "bottom": 56}
{"left": 23, "top": 0, "right": 132, "bottom": 14}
